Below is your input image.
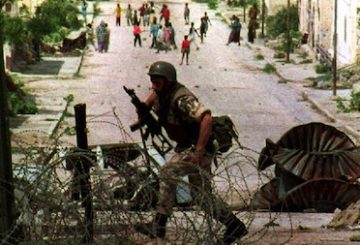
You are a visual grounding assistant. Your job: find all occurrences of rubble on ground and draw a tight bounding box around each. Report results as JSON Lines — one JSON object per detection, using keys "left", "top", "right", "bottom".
{"left": 327, "top": 200, "right": 360, "bottom": 229}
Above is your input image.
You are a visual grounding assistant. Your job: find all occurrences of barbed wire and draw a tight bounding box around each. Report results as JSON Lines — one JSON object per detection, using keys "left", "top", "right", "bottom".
{"left": 6, "top": 117, "right": 297, "bottom": 245}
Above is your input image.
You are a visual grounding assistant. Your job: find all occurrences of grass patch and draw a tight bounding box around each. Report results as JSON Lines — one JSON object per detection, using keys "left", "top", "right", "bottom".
{"left": 255, "top": 54, "right": 264, "bottom": 60}
{"left": 299, "top": 58, "right": 313, "bottom": 64}
{"left": 315, "top": 63, "right": 331, "bottom": 74}
{"left": 336, "top": 91, "right": 360, "bottom": 113}
{"left": 262, "top": 63, "right": 277, "bottom": 73}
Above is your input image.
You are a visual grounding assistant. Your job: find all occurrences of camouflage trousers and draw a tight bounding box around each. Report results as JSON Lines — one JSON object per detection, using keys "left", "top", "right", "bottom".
{"left": 157, "top": 149, "right": 234, "bottom": 221}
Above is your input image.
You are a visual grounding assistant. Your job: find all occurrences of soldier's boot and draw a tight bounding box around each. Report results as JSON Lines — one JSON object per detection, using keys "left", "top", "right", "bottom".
{"left": 134, "top": 213, "right": 168, "bottom": 238}
{"left": 220, "top": 214, "right": 248, "bottom": 245}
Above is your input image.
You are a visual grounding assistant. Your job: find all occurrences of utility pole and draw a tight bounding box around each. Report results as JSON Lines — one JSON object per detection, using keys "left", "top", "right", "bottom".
{"left": 332, "top": 0, "right": 338, "bottom": 96}
{"left": 286, "top": 0, "right": 291, "bottom": 62}
{"left": 0, "top": 12, "right": 15, "bottom": 243}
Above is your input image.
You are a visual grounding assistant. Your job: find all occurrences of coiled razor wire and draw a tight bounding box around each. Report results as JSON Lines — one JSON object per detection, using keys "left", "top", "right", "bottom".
{"left": 6, "top": 118, "right": 299, "bottom": 245}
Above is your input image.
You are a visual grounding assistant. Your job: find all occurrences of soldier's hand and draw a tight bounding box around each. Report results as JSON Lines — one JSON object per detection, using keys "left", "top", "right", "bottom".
{"left": 190, "top": 151, "right": 203, "bottom": 165}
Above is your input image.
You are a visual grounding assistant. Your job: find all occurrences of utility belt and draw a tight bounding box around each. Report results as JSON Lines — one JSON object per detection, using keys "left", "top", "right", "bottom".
{"left": 174, "top": 137, "right": 217, "bottom": 154}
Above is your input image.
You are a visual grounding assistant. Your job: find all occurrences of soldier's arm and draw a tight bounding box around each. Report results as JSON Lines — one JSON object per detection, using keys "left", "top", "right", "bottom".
{"left": 194, "top": 111, "right": 212, "bottom": 157}
{"left": 176, "top": 95, "right": 212, "bottom": 164}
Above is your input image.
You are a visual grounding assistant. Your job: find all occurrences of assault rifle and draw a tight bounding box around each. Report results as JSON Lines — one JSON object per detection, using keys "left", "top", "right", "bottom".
{"left": 123, "top": 86, "right": 173, "bottom": 156}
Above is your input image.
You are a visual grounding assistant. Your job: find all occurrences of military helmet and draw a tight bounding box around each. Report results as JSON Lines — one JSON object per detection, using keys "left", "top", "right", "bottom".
{"left": 148, "top": 61, "right": 177, "bottom": 82}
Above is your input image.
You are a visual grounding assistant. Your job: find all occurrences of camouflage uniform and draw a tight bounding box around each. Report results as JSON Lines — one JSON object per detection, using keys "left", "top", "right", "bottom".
{"left": 154, "top": 83, "right": 236, "bottom": 222}
{"left": 135, "top": 62, "right": 247, "bottom": 244}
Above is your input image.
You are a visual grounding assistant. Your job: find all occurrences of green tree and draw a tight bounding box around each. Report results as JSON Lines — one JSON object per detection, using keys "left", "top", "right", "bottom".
{"left": 266, "top": 4, "right": 299, "bottom": 38}
{"left": 3, "top": 16, "right": 27, "bottom": 46}
{"left": 0, "top": 1, "right": 16, "bottom": 242}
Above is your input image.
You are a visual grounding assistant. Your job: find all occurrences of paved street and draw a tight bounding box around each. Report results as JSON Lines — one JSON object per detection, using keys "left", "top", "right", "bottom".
{"left": 8, "top": 0, "right": 360, "bottom": 244}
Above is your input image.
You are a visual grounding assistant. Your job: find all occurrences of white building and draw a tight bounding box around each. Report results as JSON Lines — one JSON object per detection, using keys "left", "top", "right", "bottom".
{"left": 298, "top": 0, "right": 360, "bottom": 67}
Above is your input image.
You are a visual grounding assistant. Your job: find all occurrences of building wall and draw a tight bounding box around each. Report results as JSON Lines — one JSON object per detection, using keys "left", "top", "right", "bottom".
{"left": 337, "top": 0, "right": 352, "bottom": 65}
{"left": 299, "top": 0, "right": 360, "bottom": 66}
{"left": 318, "top": 0, "right": 333, "bottom": 51}
{"left": 4, "top": 0, "right": 46, "bottom": 15}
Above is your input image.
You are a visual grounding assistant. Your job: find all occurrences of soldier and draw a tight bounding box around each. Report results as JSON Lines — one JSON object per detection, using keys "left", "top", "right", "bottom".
{"left": 134, "top": 61, "right": 248, "bottom": 245}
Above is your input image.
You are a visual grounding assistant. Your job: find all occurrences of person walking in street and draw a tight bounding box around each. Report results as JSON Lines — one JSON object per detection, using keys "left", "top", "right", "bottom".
{"left": 189, "top": 22, "right": 200, "bottom": 50}
{"left": 114, "top": 3, "right": 122, "bottom": 27}
{"left": 202, "top": 12, "right": 211, "bottom": 36}
{"left": 133, "top": 10, "right": 139, "bottom": 26}
{"left": 199, "top": 17, "right": 207, "bottom": 43}
{"left": 138, "top": 3, "right": 146, "bottom": 26}
{"left": 104, "top": 23, "right": 110, "bottom": 52}
{"left": 150, "top": 17, "right": 159, "bottom": 49}
{"left": 226, "top": 15, "right": 242, "bottom": 46}
{"left": 81, "top": 0, "right": 88, "bottom": 24}
{"left": 180, "top": 35, "right": 190, "bottom": 65}
{"left": 160, "top": 4, "right": 170, "bottom": 25}
{"left": 133, "top": 21, "right": 142, "bottom": 47}
{"left": 133, "top": 61, "right": 249, "bottom": 245}
{"left": 163, "top": 22, "right": 172, "bottom": 50}
{"left": 156, "top": 25, "right": 169, "bottom": 53}
{"left": 143, "top": 3, "right": 151, "bottom": 27}
{"left": 125, "top": 4, "right": 133, "bottom": 26}
{"left": 168, "top": 22, "right": 177, "bottom": 50}
{"left": 184, "top": 3, "right": 190, "bottom": 25}
{"left": 96, "top": 20, "right": 107, "bottom": 52}
{"left": 86, "top": 23, "right": 95, "bottom": 50}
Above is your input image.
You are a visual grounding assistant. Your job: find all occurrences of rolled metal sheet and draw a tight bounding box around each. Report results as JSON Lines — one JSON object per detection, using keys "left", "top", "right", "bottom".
{"left": 258, "top": 122, "right": 360, "bottom": 180}
{"left": 252, "top": 178, "right": 360, "bottom": 212}
{"left": 251, "top": 178, "right": 282, "bottom": 211}
{"left": 282, "top": 178, "right": 360, "bottom": 213}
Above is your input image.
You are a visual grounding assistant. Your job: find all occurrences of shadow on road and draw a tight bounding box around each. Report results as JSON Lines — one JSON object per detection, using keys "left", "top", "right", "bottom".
{"left": 12, "top": 59, "right": 64, "bottom": 75}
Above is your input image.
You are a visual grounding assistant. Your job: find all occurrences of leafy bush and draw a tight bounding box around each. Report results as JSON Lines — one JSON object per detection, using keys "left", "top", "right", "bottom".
{"left": 192, "top": 0, "right": 217, "bottom": 9}
{"left": 266, "top": 5, "right": 299, "bottom": 39}
{"left": 336, "top": 91, "right": 360, "bottom": 113}
{"left": 208, "top": 0, "right": 218, "bottom": 9}
{"left": 8, "top": 92, "right": 38, "bottom": 115}
{"left": 4, "top": 0, "right": 82, "bottom": 47}
{"left": 276, "top": 30, "right": 303, "bottom": 53}
{"left": 3, "top": 16, "right": 27, "bottom": 46}
{"left": 255, "top": 54, "right": 264, "bottom": 60}
{"left": 315, "top": 63, "right": 332, "bottom": 74}
{"left": 262, "top": 63, "right": 276, "bottom": 73}
{"left": 43, "top": 28, "right": 69, "bottom": 44}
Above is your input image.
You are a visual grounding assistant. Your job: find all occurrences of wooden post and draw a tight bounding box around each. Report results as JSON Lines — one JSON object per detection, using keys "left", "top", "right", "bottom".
{"left": 74, "top": 104, "right": 93, "bottom": 244}
{"left": 0, "top": 12, "right": 15, "bottom": 243}
{"left": 332, "top": 0, "right": 338, "bottom": 96}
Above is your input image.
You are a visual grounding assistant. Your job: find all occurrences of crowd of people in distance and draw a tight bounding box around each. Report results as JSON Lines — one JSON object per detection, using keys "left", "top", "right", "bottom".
{"left": 89, "top": 1, "right": 259, "bottom": 64}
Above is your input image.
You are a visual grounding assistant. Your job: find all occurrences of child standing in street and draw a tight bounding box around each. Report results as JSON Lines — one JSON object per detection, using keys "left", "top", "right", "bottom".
{"left": 184, "top": 3, "right": 190, "bottom": 25}
{"left": 180, "top": 35, "right": 190, "bottom": 65}
{"left": 200, "top": 17, "right": 207, "bottom": 43}
{"left": 189, "top": 22, "right": 200, "bottom": 50}
{"left": 125, "top": 4, "right": 133, "bottom": 26}
{"left": 114, "top": 3, "right": 122, "bottom": 26}
{"left": 133, "top": 21, "right": 142, "bottom": 47}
